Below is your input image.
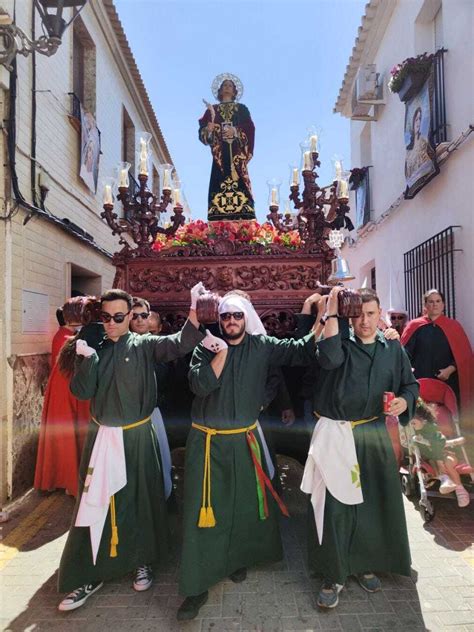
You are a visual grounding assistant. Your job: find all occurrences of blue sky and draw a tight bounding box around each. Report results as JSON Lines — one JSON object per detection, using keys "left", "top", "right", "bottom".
{"left": 114, "top": 0, "right": 367, "bottom": 222}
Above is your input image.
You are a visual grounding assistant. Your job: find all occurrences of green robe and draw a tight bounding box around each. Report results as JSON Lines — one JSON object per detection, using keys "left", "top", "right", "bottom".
{"left": 307, "top": 328, "right": 419, "bottom": 584}
{"left": 179, "top": 332, "right": 315, "bottom": 596}
{"left": 58, "top": 321, "right": 204, "bottom": 593}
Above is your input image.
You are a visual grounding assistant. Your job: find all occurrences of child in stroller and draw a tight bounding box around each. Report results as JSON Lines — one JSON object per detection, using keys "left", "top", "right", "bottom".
{"left": 410, "top": 399, "right": 470, "bottom": 508}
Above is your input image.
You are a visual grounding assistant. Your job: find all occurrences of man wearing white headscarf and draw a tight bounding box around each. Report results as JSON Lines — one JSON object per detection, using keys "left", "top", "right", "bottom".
{"left": 177, "top": 292, "right": 320, "bottom": 620}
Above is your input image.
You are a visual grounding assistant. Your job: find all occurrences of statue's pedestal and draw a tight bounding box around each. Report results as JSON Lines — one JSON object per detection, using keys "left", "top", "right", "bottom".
{"left": 113, "top": 237, "right": 333, "bottom": 337}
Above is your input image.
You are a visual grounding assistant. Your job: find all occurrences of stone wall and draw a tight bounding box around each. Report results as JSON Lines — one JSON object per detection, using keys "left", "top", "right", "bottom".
{"left": 9, "top": 354, "right": 49, "bottom": 498}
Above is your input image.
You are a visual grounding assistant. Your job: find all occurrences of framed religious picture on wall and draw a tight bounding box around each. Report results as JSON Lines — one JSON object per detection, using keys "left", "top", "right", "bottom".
{"left": 404, "top": 71, "right": 439, "bottom": 199}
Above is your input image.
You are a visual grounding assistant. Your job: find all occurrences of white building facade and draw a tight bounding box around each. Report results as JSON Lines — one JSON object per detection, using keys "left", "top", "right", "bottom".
{"left": 0, "top": 0, "right": 174, "bottom": 502}
{"left": 335, "top": 0, "right": 473, "bottom": 340}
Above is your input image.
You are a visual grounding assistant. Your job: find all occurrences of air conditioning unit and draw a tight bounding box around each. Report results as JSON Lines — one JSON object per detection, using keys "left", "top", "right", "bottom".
{"left": 356, "top": 64, "right": 385, "bottom": 104}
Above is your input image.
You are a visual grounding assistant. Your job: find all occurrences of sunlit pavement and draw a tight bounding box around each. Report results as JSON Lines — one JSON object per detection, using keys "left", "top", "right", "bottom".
{"left": 0, "top": 455, "right": 472, "bottom": 632}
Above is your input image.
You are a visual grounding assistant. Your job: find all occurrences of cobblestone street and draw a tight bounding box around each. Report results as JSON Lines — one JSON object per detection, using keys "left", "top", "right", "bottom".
{"left": 0, "top": 457, "right": 472, "bottom": 632}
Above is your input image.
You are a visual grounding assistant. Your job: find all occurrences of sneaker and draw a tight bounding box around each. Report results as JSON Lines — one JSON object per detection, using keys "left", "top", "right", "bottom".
{"left": 357, "top": 573, "right": 381, "bottom": 593}
{"left": 229, "top": 567, "right": 247, "bottom": 583}
{"left": 133, "top": 565, "right": 153, "bottom": 592}
{"left": 58, "top": 581, "right": 103, "bottom": 611}
{"left": 177, "top": 591, "right": 209, "bottom": 621}
{"left": 455, "top": 486, "right": 470, "bottom": 508}
{"left": 439, "top": 474, "right": 457, "bottom": 494}
{"left": 316, "top": 580, "right": 343, "bottom": 609}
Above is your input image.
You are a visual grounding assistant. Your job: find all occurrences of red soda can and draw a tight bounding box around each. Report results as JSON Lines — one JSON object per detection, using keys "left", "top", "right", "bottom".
{"left": 383, "top": 391, "right": 395, "bottom": 414}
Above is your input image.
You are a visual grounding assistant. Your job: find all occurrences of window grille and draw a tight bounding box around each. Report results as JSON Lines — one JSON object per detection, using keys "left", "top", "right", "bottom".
{"left": 404, "top": 226, "right": 460, "bottom": 319}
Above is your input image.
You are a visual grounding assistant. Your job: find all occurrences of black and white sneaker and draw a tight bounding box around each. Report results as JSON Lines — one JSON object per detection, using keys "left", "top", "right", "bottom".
{"left": 58, "top": 581, "right": 103, "bottom": 611}
{"left": 133, "top": 565, "right": 153, "bottom": 592}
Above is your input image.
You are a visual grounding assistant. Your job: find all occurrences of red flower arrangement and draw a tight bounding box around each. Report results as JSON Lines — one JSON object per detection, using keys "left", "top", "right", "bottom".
{"left": 152, "top": 220, "right": 302, "bottom": 252}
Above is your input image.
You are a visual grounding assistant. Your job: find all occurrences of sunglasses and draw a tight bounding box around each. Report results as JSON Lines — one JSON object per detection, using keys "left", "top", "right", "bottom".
{"left": 132, "top": 312, "right": 149, "bottom": 320}
{"left": 390, "top": 315, "right": 406, "bottom": 321}
{"left": 100, "top": 310, "right": 131, "bottom": 324}
{"left": 220, "top": 312, "right": 245, "bottom": 321}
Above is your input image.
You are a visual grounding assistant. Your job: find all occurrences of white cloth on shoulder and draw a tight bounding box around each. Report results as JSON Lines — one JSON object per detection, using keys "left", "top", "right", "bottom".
{"left": 300, "top": 416, "right": 363, "bottom": 545}
{"left": 75, "top": 425, "right": 127, "bottom": 564}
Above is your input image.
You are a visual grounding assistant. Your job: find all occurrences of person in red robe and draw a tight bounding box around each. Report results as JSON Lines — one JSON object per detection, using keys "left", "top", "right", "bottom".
{"left": 34, "top": 297, "right": 96, "bottom": 497}
{"left": 401, "top": 289, "right": 473, "bottom": 421}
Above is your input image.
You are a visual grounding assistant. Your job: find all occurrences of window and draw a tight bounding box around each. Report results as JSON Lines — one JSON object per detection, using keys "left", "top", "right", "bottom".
{"left": 72, "top": 18, "right": 96, "bottom": 115}
{"left": 122, "top": 107, "right": 135, "bottom": 175}
{"left": 370, "top": 266, "right": 376, "bottom": 291}
{"left": 404, "top": 226, "right": 459, "bottom": 319}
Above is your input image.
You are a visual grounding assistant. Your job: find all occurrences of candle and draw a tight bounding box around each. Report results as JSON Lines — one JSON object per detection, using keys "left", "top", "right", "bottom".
{"left": 103, "top": 184, "right": 113, "bottom": 205}
{"left": 138, "top": 156, "right": 148, "bottom": 176}
{"left": 119, "top": 168, "right": 128, "bottom": 187}
{"left": 163, "top": 169, "right": 171, "bottom": 190}
{"left": 271, "top": 187, "right": 278, "bottom": 205}
{"left": 303, "top": 151, "right": 312, "bottom": 171}
{"left": 292, "top": 168, "right": 299, "bottom": 186}
{"left": 173, "top": 188, "right": 181, "bottom": 205}
{"left": 337, "top": 179, "right": 349, "bottom": 199}
{"left": 310, "top": 134, "right": 318, "bottom": 152}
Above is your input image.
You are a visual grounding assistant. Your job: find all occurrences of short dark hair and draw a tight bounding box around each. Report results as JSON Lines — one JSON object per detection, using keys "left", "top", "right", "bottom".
{"left": 423, "top": 288, "right": 445, "bottom": 303}
{"left": 414, "top": 398, "right": 437, "bottom": 425}
{"left": 101, "top": 289, "right": 132, "bottom": 310}
{"left": 132, "top": 297, "right": 150, "bottom": 312}
{"left": 358, "top": 288, "right": 380, "bottom": 307}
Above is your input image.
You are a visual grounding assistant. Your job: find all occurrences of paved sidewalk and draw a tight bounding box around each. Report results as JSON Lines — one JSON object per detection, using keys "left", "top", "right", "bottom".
{"left": 0, "top": 457, "right": 472, "bottom": 632}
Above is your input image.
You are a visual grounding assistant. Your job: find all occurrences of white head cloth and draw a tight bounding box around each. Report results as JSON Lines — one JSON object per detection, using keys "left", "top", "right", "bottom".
{"left": 211, "top": 73, "right": 244, "bottom": 101}
{"left": 218, "top": 295, "right": 266, "bottom": 335}
{"left": 385, "top": 307, "right": 408, "bottom": 327}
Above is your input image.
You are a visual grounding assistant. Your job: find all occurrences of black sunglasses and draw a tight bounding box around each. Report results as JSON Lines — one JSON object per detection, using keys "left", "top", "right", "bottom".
{"left": 100, "top": 310, "right": 131, "bottom": 324}
{"left": 390, "top": 315, "right": 406, "bottom": 321}
{"left": 132, "top": 312, "right": 149, "bottom": 320}
{"left": 220, "top": 312, "right": 245, "bottom": 321}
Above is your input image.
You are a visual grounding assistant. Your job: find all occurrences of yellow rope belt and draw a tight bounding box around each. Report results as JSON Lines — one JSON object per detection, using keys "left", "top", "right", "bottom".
{"left": 91, "top": 415, "right": 151, "bottom": 557}
{"left": 192, "top": 421, "right": 258, "bottom": 528}
{"left": 314, "top": 412, "right": 378, "bottom": 429}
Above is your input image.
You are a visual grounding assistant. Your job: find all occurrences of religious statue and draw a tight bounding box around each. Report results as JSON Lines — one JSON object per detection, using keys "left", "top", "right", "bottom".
{"left": 199, "top": 73, "right": 255, "bottom": 222}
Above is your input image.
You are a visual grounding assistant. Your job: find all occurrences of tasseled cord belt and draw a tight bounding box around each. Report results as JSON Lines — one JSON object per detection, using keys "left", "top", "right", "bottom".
{"left": 191, "top": 421, "right": 290, "bottom": 528}
{"left": 92, "top": 415, "right": 151, "bottom": 558}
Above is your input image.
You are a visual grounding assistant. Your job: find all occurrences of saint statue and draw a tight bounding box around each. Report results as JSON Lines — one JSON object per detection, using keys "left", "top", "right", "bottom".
{"left": 199, "top": 73, "right": 255, "bottom": 221}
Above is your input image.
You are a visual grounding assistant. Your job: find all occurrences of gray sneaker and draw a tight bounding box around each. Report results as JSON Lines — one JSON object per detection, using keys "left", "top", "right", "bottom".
{"left": 316, "top": 581, "right": 343, "bottom": 608}
{"left": 357, "top": 573, "right": 381, "bottom": 593}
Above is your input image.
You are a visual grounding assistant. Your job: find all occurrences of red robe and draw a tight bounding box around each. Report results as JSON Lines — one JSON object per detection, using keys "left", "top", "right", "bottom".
{"left": 34, "top": 327, "right": 90, "bottom": 497}
{"left": 401, "top": 315, "right": 473, "bottom": 416}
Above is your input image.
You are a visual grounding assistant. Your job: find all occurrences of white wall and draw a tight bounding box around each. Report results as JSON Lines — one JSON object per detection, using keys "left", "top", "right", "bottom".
{"left": 342, "top": 0, "right": 474, "bottom": 341}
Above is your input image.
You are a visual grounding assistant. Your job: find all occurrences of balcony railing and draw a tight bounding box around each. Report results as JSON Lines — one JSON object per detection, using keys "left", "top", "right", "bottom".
{"left": 432, "top": 48, "right": 447, "bottom": 146}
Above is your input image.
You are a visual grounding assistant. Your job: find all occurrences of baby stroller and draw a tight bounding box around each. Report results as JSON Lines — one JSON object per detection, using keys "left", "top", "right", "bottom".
{"left": 399, "top": 378, "right": 474, "bottom": 522}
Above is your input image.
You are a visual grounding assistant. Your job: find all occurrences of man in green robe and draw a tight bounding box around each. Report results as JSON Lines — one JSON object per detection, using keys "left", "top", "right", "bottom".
{"left": 177, "top": 293, "right": 319, "bottom": 620}
{"left": 305, "top": 287, "right": 419, "bottom": 609}
{"left": 57, "top": 287, "right": 205, "bottom": 612}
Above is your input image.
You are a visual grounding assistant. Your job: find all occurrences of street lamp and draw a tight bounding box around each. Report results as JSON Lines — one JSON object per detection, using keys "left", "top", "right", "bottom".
{"left": 0, "top": 0, "right": 88, "bottom": 70}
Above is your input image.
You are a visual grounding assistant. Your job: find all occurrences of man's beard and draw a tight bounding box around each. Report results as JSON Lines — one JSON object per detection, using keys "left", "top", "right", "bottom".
{"left": 221, "top": 324, "right": 245, "bottom": 340}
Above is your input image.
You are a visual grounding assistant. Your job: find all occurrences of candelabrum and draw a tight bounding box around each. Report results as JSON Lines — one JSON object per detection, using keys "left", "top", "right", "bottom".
{"left": 267, "top": 150, "right": 354, "bottom": 254}
{"left": 101, "top": 172, "right": 185, "bottom": 256}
